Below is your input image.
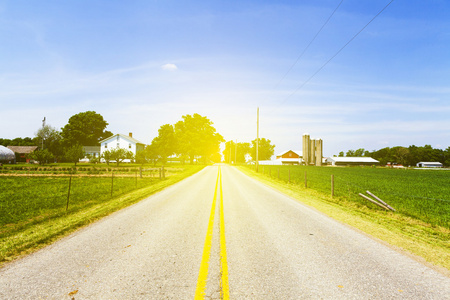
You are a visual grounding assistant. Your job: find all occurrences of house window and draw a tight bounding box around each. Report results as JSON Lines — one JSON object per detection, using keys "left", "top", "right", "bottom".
{"left": 129, "top": 143, "right": 132, "bottom": 149}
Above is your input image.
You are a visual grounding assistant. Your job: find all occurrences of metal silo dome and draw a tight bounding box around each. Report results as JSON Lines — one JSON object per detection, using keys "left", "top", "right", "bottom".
{"left": 0, "top": 145, "right": 16, "bottom": 162}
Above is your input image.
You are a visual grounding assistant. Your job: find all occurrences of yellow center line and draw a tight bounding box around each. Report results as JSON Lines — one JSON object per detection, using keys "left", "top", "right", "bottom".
{"left": 194, "top": 167, "right": 219, "bottom": 299}
{"left": 194, "top": 166, "right": 230, "bottom": 300}
{"left": 219, "top": 167, "right": 230, "bottom": 299}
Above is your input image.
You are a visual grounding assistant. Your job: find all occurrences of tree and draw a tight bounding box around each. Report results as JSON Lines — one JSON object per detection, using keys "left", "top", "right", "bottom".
{"left": 250, "top": 138, "right": 275, "bottom": 161}
{"left": 65, "top": 145, "right": 85, "bottom": 166}
{"left": 223, "top": 141, "right": 251, "bottom": 164}
{"left": 150, "top": 124, "right": 177, "bottom": 165}
{"left": 174, "top": 114, "right": 224, "bottom": 164}
{"left": 61, "top": 111, "right": 112, "bottom": 146}
{"left": 35, "top": 124, "right": 63, "bottom": 161}
{"left": 31, "top": 149, "right": 54, "bottom": 165}
{"left": 104, "top": 148, "right": 134, "bottom": 167}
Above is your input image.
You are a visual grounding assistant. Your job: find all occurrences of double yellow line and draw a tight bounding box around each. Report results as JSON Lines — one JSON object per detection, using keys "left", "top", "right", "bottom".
{"left": 195, "top": 166, "right": 230, "bottom": 299}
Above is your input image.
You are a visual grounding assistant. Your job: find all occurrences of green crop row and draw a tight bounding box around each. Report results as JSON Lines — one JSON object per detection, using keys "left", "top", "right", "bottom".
{"left": 249, "top": 165, "right": 450, "bottom": 228}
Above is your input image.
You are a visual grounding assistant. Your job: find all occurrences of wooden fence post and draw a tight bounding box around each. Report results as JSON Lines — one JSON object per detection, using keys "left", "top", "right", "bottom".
{"left": 331, "top": 174, "right": 334, "bottom": 197}
{"left": 304, "top": 171, "right": 307, "bottom": 188}
{"left": 111, "top": 171, "right": 114, "bottom": 197}
{"left": 139, "top": 166, "right": 142, "bottom": 178}
{"left": 66, "top": 174, "right": 72, "bottom": 211}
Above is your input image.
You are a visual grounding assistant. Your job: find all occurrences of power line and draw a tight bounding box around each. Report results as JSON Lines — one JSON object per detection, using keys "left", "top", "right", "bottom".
{"left": 278, "top": 0, "right": 395, "bottom": 107}
{"left": 274, "top": 0, "right": 344, "bottom": 89}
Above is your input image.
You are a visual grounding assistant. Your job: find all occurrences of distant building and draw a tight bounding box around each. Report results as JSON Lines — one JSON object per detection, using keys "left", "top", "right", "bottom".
{"left": 302, "top": 134, "right": 323, "bottom": 166}
{"left": 416, "top": 162, "right": 443, "bottom": 168}
{"left": 257, "top": 150, "right": 302, "bottom": 165}
{"left": 80, "top": 146, "right": 101, "bottom": 163}
{"left": 7, "top": 146, "right": 38, "bottom": 163}
{"left": 0, "top": 145, "right": 16, "bottom": 164}
{"left": 326, "top": 157, "right": 379, "bottom": 166}
{"left": 275, "top": 150, "right": 302, "bottom": 165}
{"left": 99, "top": 132, "right": 145, "bottom": 162}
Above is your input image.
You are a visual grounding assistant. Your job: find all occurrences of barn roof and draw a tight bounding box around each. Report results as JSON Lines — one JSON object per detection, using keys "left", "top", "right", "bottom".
{"left": 276, "top": 150, "right": 302, "bottom": 157}
{"left": 7, "top": 146, "right": 38, "bottom": 154}
{"left": 327, "top": 157, "right": 379, "bottom": 163}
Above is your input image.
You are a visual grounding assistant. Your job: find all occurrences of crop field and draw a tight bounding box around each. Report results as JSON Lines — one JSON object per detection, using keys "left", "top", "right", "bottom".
{"left": 249, "top": 165, "right": 450, "bottom": 229}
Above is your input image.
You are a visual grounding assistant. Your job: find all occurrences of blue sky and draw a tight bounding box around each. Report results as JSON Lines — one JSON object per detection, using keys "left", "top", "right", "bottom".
{"left": 1, "top": 0, "right": 449, "bottom": 157}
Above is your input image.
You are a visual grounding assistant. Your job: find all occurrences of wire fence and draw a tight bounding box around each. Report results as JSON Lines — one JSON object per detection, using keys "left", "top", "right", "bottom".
{"left": 247, "top": 165, "right": 450, "bottom": 228}
{"left": 0, "top": 167, "right": 169, "bottom": 227}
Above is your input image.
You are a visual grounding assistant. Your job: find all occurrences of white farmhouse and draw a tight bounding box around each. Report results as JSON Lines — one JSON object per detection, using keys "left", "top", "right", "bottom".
{"left": 100, "top": 133, "right": 145, "bottom": 162}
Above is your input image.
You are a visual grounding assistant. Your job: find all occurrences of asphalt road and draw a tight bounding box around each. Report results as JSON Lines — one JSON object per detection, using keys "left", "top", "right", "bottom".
{"left": 1, "top": 165, "right": 449, "bottom": 299}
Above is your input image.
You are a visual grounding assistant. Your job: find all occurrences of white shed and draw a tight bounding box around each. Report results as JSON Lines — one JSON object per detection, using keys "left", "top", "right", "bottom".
{"left": 416, "top": 162, "right": 443, "bottom": 168}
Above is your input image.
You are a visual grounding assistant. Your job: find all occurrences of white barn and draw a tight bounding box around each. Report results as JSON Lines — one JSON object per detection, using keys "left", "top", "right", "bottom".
{"left": 100, "top": 133, "right": 145, "bottom": 162}
{"left": 416, "top": 162, "right": 443, "bottom": 168}
{"left": 326, "top": 157, "right": 379, "bottom": 166}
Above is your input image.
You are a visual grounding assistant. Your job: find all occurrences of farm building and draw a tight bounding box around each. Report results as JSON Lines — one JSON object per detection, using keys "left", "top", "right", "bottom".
{"left": 326, "top": 157, "right": 379, "bottom": 166}
{"left": 100, "top": 133, "right": 145, "bottom": 162}
{"left": 80, "top": 146, "right": 101, "bottom": 163}
{"left": 275, "top": 150, "right": 303, "bottom": 165}
{"left": 257, "top": 150, "right": 302, "bottom": 165}
{"left": 7, "top": 146, "right": 38, "bottom": 163}
{"left": 0, "top": 145, "right": 16, "bottom": 164}
{"left": 416, "top": 162, "right": 443, "bottom": 168}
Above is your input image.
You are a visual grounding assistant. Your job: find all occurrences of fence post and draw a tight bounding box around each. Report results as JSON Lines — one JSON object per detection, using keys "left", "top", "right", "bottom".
{"left": 139, "top": 166, "right": 142, "bottom": 178}
{"left": 159, "top": 168, "right": 162, "bottom": 179}
{"left": 162, "top": 166, "right": 165, "bottom": 179}
{"left": 66, "top": 174, "right": 72, "bottom": 211}
{"left": 304, "top": 171, "right": 307, "bottom": 188}
{"left": 135, "top": 170, "right": 138, "bottom": 188}
{"left": 111, "top": 170, "right": 114, "bottom": 197}
{"left": 331, "top": 174, "right": 334, "bottom": 198}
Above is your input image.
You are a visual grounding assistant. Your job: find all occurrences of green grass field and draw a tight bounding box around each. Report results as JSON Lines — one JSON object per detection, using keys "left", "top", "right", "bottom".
{"left": 250, "top": 165, "right": 450, "bottom": 228}
{"left": 0, "top": 164, "right": 204, "bottom": 264}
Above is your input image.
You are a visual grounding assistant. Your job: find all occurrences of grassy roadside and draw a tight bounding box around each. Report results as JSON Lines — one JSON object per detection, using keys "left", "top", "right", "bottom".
{"left": 0, "top": 165, "right": 204, "bottom": 267}
{"left": 238, "top": 166, "right": 450, "bottom": 276}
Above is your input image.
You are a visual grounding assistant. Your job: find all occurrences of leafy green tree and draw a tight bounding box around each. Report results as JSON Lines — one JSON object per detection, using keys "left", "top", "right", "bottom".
{"left": 223, "top": 141, "right": 251, "bottom": 164}
{"left": 32, "top": 149, "right": 54, "bottom": 165}
{"left": 104, "top": 148, "right": 134, "bottom": 167}
{"left": 61, "top": 111, "right": 112, "bottom": 146}
{"left": 174, "top": 114, "right": 224, "bottom": 164}
{"left": 65, "top": 145, "right": 85, "bottom": 166}
{"left": 250, "top": 138, "right": 275, "bottom": 161}
{"left": 135, "top": 150, "right": 148, "bottom": 165}
{"left": 150, "top": 124, "right": 177, "bottom": 165}
{"left": 35, "top": 125, "right": 64, "bottom": 161}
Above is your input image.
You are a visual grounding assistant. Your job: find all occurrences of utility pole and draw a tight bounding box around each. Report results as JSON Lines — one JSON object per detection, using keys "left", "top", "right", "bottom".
{"left": 235, "top": 139, "right": 237, "bottom": 165}
{"left": 256, "top": 107, "right": 259, "bottom": 172}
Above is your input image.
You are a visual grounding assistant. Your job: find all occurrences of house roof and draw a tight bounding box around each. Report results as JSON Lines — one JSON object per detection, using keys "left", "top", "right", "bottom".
{"left": 7, "top": 146, "right": 38, "bottom": 154}
{"left": 276, "top": 150, "right": 302, "bottom": 157}
{"left": 417, "top": 162, "right": 443, "bottom": 165}
{"left": 99, "top": 133, "right": 145, "bottom": 145}
{"left": 327, "top": 157, "right": 379, "bottom": 163}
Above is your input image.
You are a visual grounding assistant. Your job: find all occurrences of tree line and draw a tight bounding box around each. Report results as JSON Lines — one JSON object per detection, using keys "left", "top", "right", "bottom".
{"left": 1, "top": 111, "right": 227, "bottom": 166}
{"left": 338, "top": 145, "right": 450, "bottom": 166}
{"left": 222, "top": 138, "right": 275, "bottom": 164}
